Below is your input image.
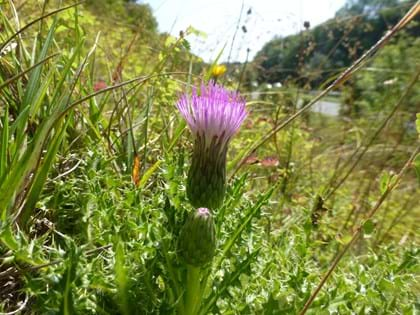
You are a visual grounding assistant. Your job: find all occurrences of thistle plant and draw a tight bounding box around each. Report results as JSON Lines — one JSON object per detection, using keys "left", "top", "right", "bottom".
{"left": 176, "top": 82, "right": 247, "bottom": 315}
{"left": 177, "top": 82, "right": 247, "bottom": 210}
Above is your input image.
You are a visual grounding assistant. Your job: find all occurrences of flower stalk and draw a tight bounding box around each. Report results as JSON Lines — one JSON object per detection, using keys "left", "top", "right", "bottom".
{"left": 184, "top": 264, "right": 201, "bottom": 315}
{"left": 177, "top": 207, "right": 216, "bottom": 314}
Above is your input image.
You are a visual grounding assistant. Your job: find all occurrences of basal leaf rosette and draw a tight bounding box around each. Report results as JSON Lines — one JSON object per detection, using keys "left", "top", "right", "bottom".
{"left": 177, "top": 82, "right": 247, "bottom": 210}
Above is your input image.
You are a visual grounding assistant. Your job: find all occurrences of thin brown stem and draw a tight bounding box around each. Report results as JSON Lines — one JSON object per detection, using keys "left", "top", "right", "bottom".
{"left": 231, "top": 2, "right": 420, "bottom": 178}
{"left": 299, "top": 145, "right": 420, "bottom": 315}
{"left": 324, "top": 68, "right": 420, "bottom": 200}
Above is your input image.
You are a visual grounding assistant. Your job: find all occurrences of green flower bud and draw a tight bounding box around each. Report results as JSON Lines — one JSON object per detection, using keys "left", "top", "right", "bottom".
{"left": 177, "top": 208, "right": 216, "bottom": 267}
{"left": 187, "top": 135, "right": 227, "bottom": 210}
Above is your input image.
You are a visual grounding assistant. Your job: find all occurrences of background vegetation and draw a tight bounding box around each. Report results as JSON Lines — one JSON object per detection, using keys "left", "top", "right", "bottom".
{"left": 0, "top": 0, "right": 419, "bottom": 314}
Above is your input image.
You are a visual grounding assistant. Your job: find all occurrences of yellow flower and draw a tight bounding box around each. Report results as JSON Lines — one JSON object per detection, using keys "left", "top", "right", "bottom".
{"left": 211, "top": 64, "right": 226, "bottom": 77}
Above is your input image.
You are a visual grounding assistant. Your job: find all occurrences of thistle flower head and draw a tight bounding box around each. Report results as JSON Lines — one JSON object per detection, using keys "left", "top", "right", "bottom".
{"left": 177, "top": 82, "right": 247, "bottom": 210}
{"left": 177, "top": 82, "right": 247, "bottom": 147}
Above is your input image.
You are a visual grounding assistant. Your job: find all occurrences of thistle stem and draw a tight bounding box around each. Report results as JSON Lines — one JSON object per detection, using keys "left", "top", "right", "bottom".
{"left": 184, "top": 264, "right": 201, "bottom": 315}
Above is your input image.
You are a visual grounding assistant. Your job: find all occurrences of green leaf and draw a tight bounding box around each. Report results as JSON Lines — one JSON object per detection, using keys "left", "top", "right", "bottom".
{"left": 181, "top": 39, "right": 191, "bottom": 51}
{"left": 0, "top": 104, "right": 9, "bottom": 182}
{"left": 16, "top": 16, "right": 58, "bottom": 148}
{"left": 28, "top": 66, "right": 56, "bottom": 118}
{"left": 363, "top": 219, "right": 375, "bottom": 237}
{"left": 379, "top": 171, "right": 397, "bottom": 194}
{"left": 413, "top": 154, "right": 420, "bottom": 185}
{"left": 167, "top": 120, "right": 186, "bottom": 152}
{"left": 186, "top": 26, "right": 207, "bottom": 38}
{"left": 20, "top": 115, "right": 71, "bottom": 226}
{"left": 216, "top": 184, "right": 276, "bottom": 267}
{"left": 201, "top": 249, "right": 260, "bottom": 315}
{"left": 115, "top": 240, "right": 130, "bottom": 315}
{"left": 139, "top": 160, "right": 162, "bottom": 189}
{"left": 0, "top": 224, "right": 19, "bottom": 251}
{"left": 379, "top": 172, "right": 390, "bottom": 194}
{"left": 59, "top": 243, "right": 78, "bottom": 315}
{"left": 164, "top": 35, "right": 177, "bottom": 47}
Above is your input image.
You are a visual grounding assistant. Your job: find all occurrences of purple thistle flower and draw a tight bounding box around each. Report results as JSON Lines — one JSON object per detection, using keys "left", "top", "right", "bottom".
{"left": 177, "top": 82, "right": 247, "bottom": 210}
{"left": 177, "top": 82, "right": 247, "bottom": 148}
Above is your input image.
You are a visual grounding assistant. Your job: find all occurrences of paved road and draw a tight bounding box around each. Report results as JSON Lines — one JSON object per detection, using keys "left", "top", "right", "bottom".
{"left": 249, "top": 90, "right": 341, "bottom": 116}
{"left": 311, "top": 100, "right": 340, "bottom": 116}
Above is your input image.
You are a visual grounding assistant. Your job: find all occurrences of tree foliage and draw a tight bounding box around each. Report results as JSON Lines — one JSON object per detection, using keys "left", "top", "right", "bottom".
{"left": 253, "top": 0, "right": 418, "bottom": 87}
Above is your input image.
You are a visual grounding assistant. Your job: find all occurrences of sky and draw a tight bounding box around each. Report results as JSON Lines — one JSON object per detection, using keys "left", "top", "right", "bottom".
{"left": 142, "top": 0, "right": 347, "bottom": 62}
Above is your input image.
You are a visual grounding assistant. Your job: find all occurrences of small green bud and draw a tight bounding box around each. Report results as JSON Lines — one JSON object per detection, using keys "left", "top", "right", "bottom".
{"left": 177, "top": 208, "right": 216, "bottom": 267}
